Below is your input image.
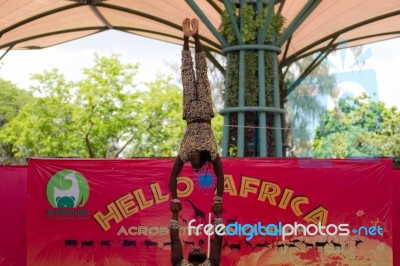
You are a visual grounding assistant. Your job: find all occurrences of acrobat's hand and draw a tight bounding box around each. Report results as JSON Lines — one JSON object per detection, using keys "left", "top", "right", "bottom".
{"left": 170, "top": 199, "right": 182, "bottom": 213}
{"left": 212, "top": 196, "right": 223, "bottom": 214}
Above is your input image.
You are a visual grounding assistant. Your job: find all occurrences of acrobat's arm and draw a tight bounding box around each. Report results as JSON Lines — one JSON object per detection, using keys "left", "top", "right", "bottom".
{"left": 170, "top": 202, "right": 183, "bottom": 266}
{"left": 209, "top": 208, "right": 223, "bottom": 266}
{"left": 212, "top": 155, "right": 224, "bottom": 197}
{"left": 169, "top": 156, "right": 184, "bottom": 199}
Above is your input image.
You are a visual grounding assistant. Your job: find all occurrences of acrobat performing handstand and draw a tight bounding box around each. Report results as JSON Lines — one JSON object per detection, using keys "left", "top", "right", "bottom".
{"left": 169, "top": 18, "right": 224, "bottom": 212}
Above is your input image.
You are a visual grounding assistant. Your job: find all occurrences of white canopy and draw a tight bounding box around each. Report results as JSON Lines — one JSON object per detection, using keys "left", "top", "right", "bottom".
{"left": 1, "top": 0, "right": 400, "bottom": 65}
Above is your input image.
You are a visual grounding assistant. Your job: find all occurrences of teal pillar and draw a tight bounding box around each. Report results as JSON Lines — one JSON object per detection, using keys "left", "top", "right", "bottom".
{"left": 222, "top": 54, "right": 231, "bottom": 157}
{"left": 237, "top": 0, "right": 246, "bottom": 157}
{"left": 220, "top": 0, "right": 283, "bottom": 157}
{"left": 272, "top": 53, "right": 283, "bottom": 156}
{"left": 257, "top": 0, "right": 275, "bottom": 157}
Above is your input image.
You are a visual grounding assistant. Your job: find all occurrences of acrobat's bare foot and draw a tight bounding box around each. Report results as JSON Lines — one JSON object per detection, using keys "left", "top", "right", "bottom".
{"left": 191, "top": 18, "right": 199, "bottom": 37}
{"left": 182, "top": 18, "right": 191, "bottom": 37}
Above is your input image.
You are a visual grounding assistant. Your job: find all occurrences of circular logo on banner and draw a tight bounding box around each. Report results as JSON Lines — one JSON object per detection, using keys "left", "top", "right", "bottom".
{"left": 46, "top": 170, "right": 90, "bottom": 208}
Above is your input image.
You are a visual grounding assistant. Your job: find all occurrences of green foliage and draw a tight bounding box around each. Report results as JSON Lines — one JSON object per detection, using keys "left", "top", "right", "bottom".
{"left": 0, "top": 54, "right": 138, "bottom": 158}
{"left": 0, "top": 54, "right": 223, "bottom": 159}
{"left": 0, "top": 54, "right": 199, "bottom": 158}
{"left": 0, "top": 79, "right": 34, "bottom": 156}
{"left": 126, "top": 76, "right": 185, "bottom": 157}
{"left": 73, "top": 54, "right": 139, "bottom": 158}
{"left": 313, "top": 93, "right": 400, "bottom": 158}
{"left": 0, "top": 79, "right": 33, "bottom": 127}
{"left": 211, "top": 113, "right": 224, "bottom": 154}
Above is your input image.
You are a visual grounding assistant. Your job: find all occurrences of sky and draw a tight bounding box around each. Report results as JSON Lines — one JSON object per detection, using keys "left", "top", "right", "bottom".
{"left": 0, "top": 30, "right": 183, "bottom": 89}
{"left": 0, "top": 29, "right": 399, "bottom": 110}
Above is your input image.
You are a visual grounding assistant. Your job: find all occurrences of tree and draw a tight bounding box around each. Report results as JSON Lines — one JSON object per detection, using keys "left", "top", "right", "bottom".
{"left": 0, "top": 54, "right": 223, "bottom": 158}
{"left": 285, "top": 55, "right": 336, "bottom": 157}
{"left": 0, "top": 55, "right": 138, "bottom": 158}
{"left": 313, "top": 93, "right": 400, "bottom": 158}
{"left": 0, "top": 79, "right": 34, "bottom": 156}
{"left": 72, "top": 54, "right": 140, "bottom": 158}
{"left": 285, "top": 45, "right": 370, "bottom": 157}
{"left": 126, "top": 76, "right": 185, "bottom": 157}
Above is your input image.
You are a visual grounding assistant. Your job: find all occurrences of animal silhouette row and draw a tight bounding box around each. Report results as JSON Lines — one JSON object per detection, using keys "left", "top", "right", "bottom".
{"left": 64, "top": 239, "right": 157, "bottom": 249}
{"left": 221, "top": 239, "right": 363, "bottom": 251}
{"left": 64, "top": 238, "right": 363, "bottom": 251}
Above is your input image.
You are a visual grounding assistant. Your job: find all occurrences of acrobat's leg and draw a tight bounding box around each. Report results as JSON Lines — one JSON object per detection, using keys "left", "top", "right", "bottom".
{"left": 181, "top": 19, "right": 196, "bottom": 110}
{"left": 192, "top": 19, "right": 212, "bottom": 103}
{"left": 192, "top": 18, "right": 203, "bottom": 53}
{"left": 182, "top": 18, "right": 191, "bottom": 46}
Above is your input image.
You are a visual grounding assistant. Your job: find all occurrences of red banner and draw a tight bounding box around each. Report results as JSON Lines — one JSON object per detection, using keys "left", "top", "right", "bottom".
{"left": 0, "top": 166, "right": 27, "bottom": 266}
{"left": 27, "top": 158, "right": 393, "bottom": 265}
{"left": 393, "top": 169, "right": 400, "bottom": 266}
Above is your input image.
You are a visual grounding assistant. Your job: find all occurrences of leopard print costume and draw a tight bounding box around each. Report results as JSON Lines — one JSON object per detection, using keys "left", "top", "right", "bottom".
{"left": 178, "top": 50, "right": 218, "bottom": 163}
